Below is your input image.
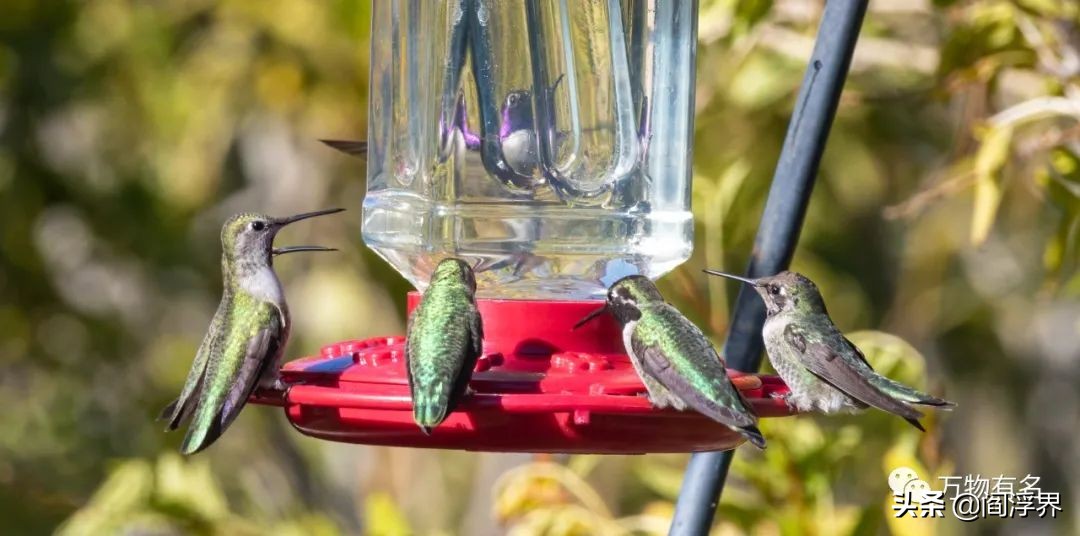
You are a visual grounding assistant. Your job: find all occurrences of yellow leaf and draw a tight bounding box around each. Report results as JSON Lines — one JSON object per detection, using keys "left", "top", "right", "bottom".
{"left": 970, "top": 126, "right": 1012, "bottom": 245}
{"left": 882, "top": 439, "right": 936, "bottom": 536}
{"left": 365, "top": 492, "right": 411, "bottom": 536}
{"left": 55, "top": 459, "right": 154, "bottom": 536}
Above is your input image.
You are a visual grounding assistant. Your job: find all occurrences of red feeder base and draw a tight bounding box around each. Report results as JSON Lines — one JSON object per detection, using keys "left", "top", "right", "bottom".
{"left": 251, "top": 293, "right": 796, "bottom": 453}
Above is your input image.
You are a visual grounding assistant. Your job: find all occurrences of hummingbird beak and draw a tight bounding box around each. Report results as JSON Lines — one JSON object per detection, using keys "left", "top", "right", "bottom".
{"left": 270, "top": 209, "right": 344, "bottom": 257}
{"left": 572, "top": 305, "right": 609, "bottom": 330}
{"left": 272, "top": 246, "right": 337, "bottom": 256}
{"left": 703, "top": 269, "right": 760, "bottom": 286}
{"left": 320, "top": 139, "right": 368, "bottom": 158}
{"left": 273, "top": 207, "right": 346, "bottom": 227}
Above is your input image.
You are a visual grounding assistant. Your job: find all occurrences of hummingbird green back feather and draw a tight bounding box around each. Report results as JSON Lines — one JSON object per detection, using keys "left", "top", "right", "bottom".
{"left": 596, "top": 276, "right": 765, "bottom": 449}
{"left": 181, "top": 295, "right": 283, "bottom": 454}
{"left": 406, "top": 258, "right": 483, "bottom": 434}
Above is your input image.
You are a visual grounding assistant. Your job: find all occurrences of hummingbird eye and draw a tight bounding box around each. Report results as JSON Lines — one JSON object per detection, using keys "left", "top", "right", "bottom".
{"left": 250, "top": 221, "right": 266, "bottom": 231}
{"left": 769, "top": 285, "right": 781, "bottom": 295}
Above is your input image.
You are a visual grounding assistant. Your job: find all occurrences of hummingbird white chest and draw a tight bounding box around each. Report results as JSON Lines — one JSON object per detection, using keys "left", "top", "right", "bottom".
{"left": 502, "top": 129, "right": 538, "bottom": 174}
{"left": 621, "top": 320, "right": 647, "bottom": 377}
{"left": 240, "top": 266, "right": 285, "bottom": 304}
{"left": 762, "top": 315, "right": 858, "bottom": 414}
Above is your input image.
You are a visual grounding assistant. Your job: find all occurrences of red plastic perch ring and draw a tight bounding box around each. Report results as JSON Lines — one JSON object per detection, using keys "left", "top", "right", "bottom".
{"left": 250, "top": 293, "right": 795, "bottom": 453}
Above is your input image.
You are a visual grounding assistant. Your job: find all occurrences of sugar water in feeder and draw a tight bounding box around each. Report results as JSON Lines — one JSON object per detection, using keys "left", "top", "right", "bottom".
{"left": 253, "top": 0, "right": 795, "bottom": 453}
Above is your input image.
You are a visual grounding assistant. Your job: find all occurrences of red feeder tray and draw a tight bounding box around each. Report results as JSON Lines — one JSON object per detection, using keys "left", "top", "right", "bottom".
{"left": 251, "top": 293, "right": 796, "bottom": 453}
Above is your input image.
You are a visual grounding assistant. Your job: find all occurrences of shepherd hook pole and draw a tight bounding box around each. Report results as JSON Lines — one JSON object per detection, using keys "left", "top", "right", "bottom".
{"left": 669, "top": 1, "right": 869, "bottom": 534}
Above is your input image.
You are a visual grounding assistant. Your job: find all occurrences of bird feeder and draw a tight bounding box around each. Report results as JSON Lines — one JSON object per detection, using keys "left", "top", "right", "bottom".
{"left": 250, "top": 0, "right": 796, "bottom": 453}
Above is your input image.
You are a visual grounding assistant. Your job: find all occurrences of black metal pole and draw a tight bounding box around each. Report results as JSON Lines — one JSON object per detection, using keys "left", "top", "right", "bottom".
{"left": 669, "top": 1, "right": 868, "bottom": 534}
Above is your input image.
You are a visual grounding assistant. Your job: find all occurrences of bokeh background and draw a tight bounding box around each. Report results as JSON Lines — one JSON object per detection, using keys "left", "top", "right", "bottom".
{"left": 2, "top": 0, "right": 1078, "bottom": 534}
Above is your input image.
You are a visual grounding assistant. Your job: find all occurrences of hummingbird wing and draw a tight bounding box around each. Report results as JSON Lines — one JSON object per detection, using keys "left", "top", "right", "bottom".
{"left": 160, "top": 299, "right": 228, "bottom": 430}
{"left": 630, "top": 307, "right": 765, "bottom": 448}
{"left": 468, "top": 303, "right": 484, "bottom": 356}
{"left": 842, "top": 335, "right": 956, "bottom": 409}
{"left": 783, "top": 324, "right": 927, "bottom": 430}
{"left": 181, "top": 299, "right": 285, "bottom": 454}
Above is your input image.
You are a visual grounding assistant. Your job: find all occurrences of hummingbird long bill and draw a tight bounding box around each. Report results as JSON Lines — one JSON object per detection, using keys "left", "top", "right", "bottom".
{"left": 405, "top": 258, "right": 484, "bottom": 434}
{"left": 160, "top": 208, "right": 345, "bottom": 454}
{"left": 705, "top": 269, "right": 955, "bottom": 431}
{"left": 576, "top": 275, "right": 766, "bottom": 449}
{"left": 319, "top": 139, "right": 368, "bottom": 157}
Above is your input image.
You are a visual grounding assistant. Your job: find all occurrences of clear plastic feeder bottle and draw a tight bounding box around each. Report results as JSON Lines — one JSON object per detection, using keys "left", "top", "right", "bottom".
{"left": 363, "top": 0, "right": 698, "bottom": 299}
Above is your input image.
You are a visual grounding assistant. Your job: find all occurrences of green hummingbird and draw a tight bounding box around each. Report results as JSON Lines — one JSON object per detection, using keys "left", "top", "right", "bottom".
{"left": 704, "top": 270, "right": 955, "bottom": 430}
{"left": 575, "top": 276, "right": 765, "bottom": 449}
{"left": 161, "top": 208, "right": 344, "bottom": 454}
{"left": 405, "top": 258, "right": 484, "bottom": 434}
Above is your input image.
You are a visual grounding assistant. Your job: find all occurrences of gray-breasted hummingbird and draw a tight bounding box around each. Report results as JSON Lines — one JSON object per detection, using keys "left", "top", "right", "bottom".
{"left": 405, "top": 258, "right": 484, "bottom": 434}
{"left": 160, "top": 208, "right": 344, "bottom": 454}
{"left": 704, "top": 270, "right": 955, "bottom": 430}
{"left": 575, "top": 275, "right": 765, "bottom": 448}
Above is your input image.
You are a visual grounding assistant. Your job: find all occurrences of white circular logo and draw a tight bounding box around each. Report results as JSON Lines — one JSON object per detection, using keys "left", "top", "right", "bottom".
{"left": 888, "top": 466, "right": 919, "bottom": 495}
{"left": 904, "top": 479, "right": 932, "bottom": 504}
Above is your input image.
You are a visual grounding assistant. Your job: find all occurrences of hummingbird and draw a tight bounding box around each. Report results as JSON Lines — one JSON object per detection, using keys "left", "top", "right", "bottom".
{"left": 320, "top": 86, "right": 541, "bottom": 174}
{"left": 704, "top": 270, "right": 955, "bottom": 430}
{"left": 575, "top": 276, "right": 766, "bottom": 448}
{"left": 405, "top": 257, "right": 484, "bottom": 434}
{"left": 496, "top": 87, "right": 550, "bottom": 178}
{"left": 160, "top": 208, "right": 345, "bottom": 454}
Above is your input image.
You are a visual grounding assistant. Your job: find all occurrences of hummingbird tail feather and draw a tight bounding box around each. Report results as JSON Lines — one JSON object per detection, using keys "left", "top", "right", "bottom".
{"left": 739, "top": 424, "right": 767, "bottom": 450}
{"left": 903, "top": 416, "right": 926, "bottom": 432}
{"left": 412, "top": 386, "right": 452, "bottom": 432}
{"left": 180, "top": 415, "right": 224, "bottom": 455}
{"left": 870, "top": 376, "right": 956, "bottom": 409}
{"left": 158, "top": 398, "right": 179, "bottom": 422}
{"left": 161, "top": 390, "right": 200, "bottom": 431}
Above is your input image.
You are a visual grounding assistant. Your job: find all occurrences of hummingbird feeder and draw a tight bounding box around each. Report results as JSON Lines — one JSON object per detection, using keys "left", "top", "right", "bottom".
{"left": 250, "top": 0, "right": 796, "bottom": 453}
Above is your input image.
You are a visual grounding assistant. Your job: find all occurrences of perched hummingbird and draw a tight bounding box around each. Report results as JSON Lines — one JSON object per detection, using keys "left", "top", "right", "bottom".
{"left": 161, "top": 208, "right": 345, "bottom": 454}
{"left": 575, "top": 276, "right": 765, "bottom": 448}
{"left": 405, "top": 258, "right": 484, "bottom": 434}
{"left": 704, "top": 270, "right": 955, "bottom": 430}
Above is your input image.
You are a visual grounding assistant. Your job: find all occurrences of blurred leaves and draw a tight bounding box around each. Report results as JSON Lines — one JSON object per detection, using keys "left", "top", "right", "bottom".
{"left": 364, "top": 492, "right": 411, "bottom": 536}
{"left": 56, "top": 454, "right": 337, "bottom": 536}
{"left": 494, "top": 462, "right": 625, "bottom": 535}
{"left": 1039, "top": 147, "right": 1080, "bottom": 284}
{"left": 971, "top": 125, "right": 1012, "bottom": 245}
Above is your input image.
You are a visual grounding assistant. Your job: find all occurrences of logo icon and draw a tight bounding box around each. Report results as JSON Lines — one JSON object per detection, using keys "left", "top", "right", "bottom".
{"left": 889, "top": 466, "right": 931, "bottom": 504}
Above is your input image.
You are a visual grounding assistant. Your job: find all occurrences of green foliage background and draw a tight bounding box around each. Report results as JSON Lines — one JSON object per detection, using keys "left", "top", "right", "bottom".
{"left": 1, "top": 0, "right": 1077, "bottom": 534}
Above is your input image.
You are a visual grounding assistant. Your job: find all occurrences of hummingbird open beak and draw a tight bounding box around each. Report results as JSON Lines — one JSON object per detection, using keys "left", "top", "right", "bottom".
{"left": 271, "top": 208, "right": 345, "bottom": 256}
{"left": 273, "top": 207, "right": 346, "bottom": 226}
{"left": 572, "top": 305, "right": 609, "bottom": 330}
{"left": 703, "top": 269, "right": 760, "bottom": 286}
{"left": 272, "top": 246, "right": 337, "bottom": 256}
